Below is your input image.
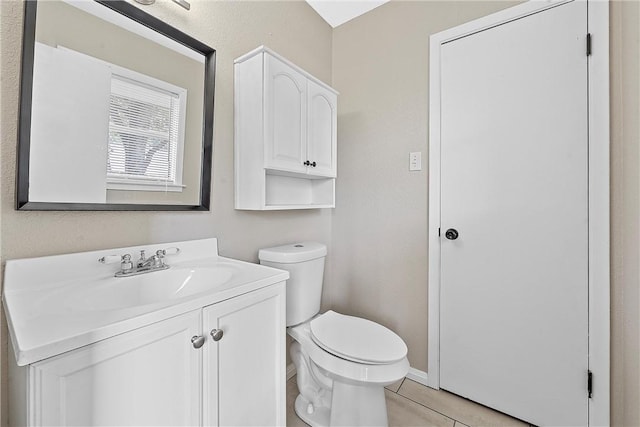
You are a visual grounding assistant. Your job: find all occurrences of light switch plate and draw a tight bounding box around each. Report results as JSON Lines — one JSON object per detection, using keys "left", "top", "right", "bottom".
{"left": 410, "top": 152, "right": 422, "bottom": 171}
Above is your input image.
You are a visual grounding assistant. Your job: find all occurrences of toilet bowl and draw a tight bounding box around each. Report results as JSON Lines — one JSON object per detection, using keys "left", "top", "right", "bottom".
{"left": 259, "top": 242, "right": 409, "bottom": 427}
{"left": 289, "top": 311, "right": 409, "bottom": 427}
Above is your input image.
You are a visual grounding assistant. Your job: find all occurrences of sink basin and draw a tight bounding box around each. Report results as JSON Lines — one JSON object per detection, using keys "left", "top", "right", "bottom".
{"left": 3, "top": 238, "right": 290, "bottom": 366}
{"left": 58, "top": 265, "right": 236, "bottom": 311}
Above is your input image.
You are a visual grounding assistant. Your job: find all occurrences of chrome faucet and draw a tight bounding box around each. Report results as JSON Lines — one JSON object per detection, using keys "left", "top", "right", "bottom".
{"left": 137, "top": 250, "right": 159, "bottom": 268}
{"left": 99, "top": 247, "right": 181, "bottom": 277}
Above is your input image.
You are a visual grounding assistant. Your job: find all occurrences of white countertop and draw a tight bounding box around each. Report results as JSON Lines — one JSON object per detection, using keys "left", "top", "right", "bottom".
{"left": 3, "top": 238, "right": 289, "bottom": 366}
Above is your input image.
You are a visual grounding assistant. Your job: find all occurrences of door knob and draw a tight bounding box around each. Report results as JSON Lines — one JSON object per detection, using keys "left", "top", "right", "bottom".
{"left": 210, "top": 328, "right": 224, "bottom": 341}
{"left": 191, "top": 335, "right": 205, "bottom": 349}
{"left": 445, "top": 228, "right": 459, "bottom": 240}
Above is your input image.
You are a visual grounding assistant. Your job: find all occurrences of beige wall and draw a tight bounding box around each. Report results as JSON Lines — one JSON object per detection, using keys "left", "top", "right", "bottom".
{"left": 330, "top": 0, "right": 519, "bottom": 374}
{"left": 0, "top": 0, "right": 333, "bottom": 424}
{"left": 331, "top": 1, "right": 640, "bottom": 425}
{"left": 610, "top": 1, "right": 640, "bottom": 426}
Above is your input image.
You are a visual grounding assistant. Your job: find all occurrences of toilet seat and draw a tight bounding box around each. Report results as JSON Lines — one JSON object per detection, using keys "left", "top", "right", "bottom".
{"left": 309, "top": 311, "right": 407, "bottom": 365}
{"left": 288, "top": 319, "right": 409, "bottom": 386}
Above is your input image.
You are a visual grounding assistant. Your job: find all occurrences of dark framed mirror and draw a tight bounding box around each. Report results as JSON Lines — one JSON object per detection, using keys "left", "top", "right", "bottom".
{"left": 17, "top": 0, "right": 215, "bottom": 211}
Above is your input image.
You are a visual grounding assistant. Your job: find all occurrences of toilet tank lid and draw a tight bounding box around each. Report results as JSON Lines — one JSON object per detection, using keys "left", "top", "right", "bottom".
{"left": 258, "top": 242, "right": 327, "bottom": 263}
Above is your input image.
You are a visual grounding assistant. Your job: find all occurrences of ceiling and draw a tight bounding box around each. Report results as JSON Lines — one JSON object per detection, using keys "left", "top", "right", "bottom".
{"left": 305, "top": 0, "right": 390, "bottom": 28}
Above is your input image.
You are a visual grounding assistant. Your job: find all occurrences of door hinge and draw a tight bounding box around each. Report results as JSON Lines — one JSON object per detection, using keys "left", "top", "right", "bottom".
{"left": 588, "top": 371, "right": 593, "bottom": 398}
{"left": 586, "top": 33, "right": 592, "bottom": 56}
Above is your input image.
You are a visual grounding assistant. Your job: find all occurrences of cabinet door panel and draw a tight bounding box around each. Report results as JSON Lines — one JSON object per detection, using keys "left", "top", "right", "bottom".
{"left": 307, "top": 80, "right": 337, "bottom": 177}
{"left": 32, "top": 311, "right": 202, "bottom": 426}
{"left": 203, "top": 283, "right": 286, "bottom": 427}
{"left": 264, "top": 55, "right": 308, "bottom": 173}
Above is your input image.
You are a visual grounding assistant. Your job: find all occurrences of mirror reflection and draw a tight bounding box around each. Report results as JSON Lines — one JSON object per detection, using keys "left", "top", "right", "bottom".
{"left": 20, "top": 0, "right": 214, "bottom": 209}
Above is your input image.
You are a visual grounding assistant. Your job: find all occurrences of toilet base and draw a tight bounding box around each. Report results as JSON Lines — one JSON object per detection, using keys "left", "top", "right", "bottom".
{"left": 288, "top": 320, "right": 408, "bottom": 427}
{"left": 329, "top": 381, "right": 388, "bottom": 426}
{"left": 294, "top": 381, "right": 389, "bottom": 427}
{"left": 295, "top": 394, "right": 331, "bottom": 427}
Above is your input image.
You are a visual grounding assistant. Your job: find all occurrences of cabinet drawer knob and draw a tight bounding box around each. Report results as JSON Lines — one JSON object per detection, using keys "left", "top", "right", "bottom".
{"left": 191, "top": 335, "right": 205, "bottom": 349}
{"left": 210, "top": 328, "right": 224, "bottom": 341}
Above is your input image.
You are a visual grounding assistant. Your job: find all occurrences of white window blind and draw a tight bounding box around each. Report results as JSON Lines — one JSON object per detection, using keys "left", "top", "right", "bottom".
{"left": 108, "top": 75, "right": 180, "bottom": 185}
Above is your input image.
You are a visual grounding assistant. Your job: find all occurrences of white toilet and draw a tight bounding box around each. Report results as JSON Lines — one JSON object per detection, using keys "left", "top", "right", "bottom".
{"left": 259, "top": 242, "right": 409, "bottom": 427}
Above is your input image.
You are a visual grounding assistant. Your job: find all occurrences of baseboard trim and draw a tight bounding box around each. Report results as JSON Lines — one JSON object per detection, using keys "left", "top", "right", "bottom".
{"left": 285, "top": 363, "right": 429, "bottom": 387}
{"left": 286, "top": 363, "right": 296, "bottom": 380}
{"left": 406, "top": 367, "right": 429, "bottom": 387}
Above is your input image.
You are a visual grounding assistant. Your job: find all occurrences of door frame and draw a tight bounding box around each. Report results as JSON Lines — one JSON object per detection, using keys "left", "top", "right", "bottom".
{"left": 427, "top": 1, "right": 610, "bottom": 425}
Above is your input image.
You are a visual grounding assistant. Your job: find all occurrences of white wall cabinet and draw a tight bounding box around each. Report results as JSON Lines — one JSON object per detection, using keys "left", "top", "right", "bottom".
{"left": 235, "top": 46, "right": 338, "bottom": 210}
{"left": 263, "top": 54, "right": 308, "bottom": 175}
{"left": 11, "top": 283, "right": 286, "bottom": 426}
{"left": 306, "top": 79, "right": 338, "bottom": 177}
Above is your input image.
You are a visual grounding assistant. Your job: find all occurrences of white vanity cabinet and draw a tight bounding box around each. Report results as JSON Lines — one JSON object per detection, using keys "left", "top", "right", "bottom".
{"left": 26, "top": 310, "right": 203, "bottom": 426}
{"left": 235, "top": 46, "right": 338, "bottom": 210}
{"left": 10, "top": 283, "right": 286, "bottom": 427}
{"left": 203, "top": 284, "right": 285, "bottom": 426}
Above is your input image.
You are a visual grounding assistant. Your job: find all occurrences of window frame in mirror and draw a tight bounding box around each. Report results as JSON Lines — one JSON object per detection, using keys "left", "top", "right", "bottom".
{"left": 17, "top": 0, "right": 215, "bottom": 211}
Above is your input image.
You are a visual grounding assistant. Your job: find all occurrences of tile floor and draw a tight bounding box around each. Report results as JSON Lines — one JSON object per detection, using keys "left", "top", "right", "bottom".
{"left": 286, "top": 376, "right": 532, "bottom": 427}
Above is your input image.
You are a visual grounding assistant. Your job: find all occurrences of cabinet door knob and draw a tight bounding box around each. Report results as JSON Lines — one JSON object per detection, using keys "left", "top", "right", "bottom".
{"left": 210, "top": 328, "right": 224, "bottom": 341}
{"left": 191, "top": 335, "right": 205, "bottom": 349}
{"left": 311, "top": 161, "right": 316, "bottom": 167}
{"left": 303, "top": 160, "right": 310, "bottom": 166}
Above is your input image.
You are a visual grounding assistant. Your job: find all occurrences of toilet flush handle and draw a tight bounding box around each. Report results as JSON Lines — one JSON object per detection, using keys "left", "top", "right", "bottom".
{"left": 210, "top": 328, "right": 224, "bottom": 341}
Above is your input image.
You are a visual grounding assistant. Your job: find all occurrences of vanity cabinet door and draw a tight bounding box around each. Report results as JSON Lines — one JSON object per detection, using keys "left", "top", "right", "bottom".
{"left": 203, "top": 282, "right": 286, "bottom": 427}
{"left": 264, "top": 55, "right": 308, "bottom": 174}
{"left": 31, "top": 311, "right": 202, "bottom": 426}
{"left": 307, "top": 79, "right": 337, "bottom": 178}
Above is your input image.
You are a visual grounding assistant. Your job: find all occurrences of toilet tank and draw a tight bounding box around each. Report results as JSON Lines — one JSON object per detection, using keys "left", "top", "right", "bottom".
{"left": 258, "top": 242, "right": 327, "bottom": 327}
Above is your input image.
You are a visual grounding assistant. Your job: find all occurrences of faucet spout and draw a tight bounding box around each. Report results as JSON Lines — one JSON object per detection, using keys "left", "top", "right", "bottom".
{"left": 138, "top": 255, "right": 159, "bottom": 269}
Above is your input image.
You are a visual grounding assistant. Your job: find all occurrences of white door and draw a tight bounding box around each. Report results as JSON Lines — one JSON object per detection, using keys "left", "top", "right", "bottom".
{"left": 32, "top": 311, "right": 202, "bottom": 426}
{"left": 203, "top": 283, "right": 286, "bottom": 427}
{"left": 439, "top": 2, "right": 588, "bottom": 426}
{"left": 264, "top": 54, "right": 308, "bottom": 174}
{"left": 307, "top": 79, "right": 337, "bottom": 177}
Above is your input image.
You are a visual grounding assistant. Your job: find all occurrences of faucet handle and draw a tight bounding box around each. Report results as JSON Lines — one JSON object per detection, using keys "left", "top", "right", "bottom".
{"left": 99, "top": 254, "right": 134, "bottom": 273}
{"left": 157, "top": 247, "right": 181, "bottom": 257}
{"left": 139, "top": 250, "right": 146, "bottom": 261}
{"left": 99, "top": 254, "right": 124, "bottom": 264}
{"left": 155, "top": 247, "right": 180, "bottom": 267}
{"left": 121, "top": 254, "right": 134, "bottom": 272}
